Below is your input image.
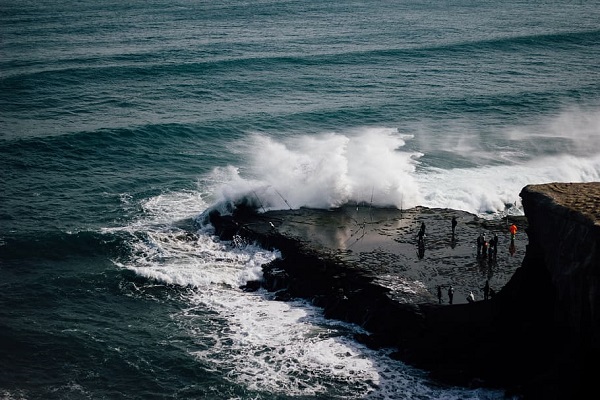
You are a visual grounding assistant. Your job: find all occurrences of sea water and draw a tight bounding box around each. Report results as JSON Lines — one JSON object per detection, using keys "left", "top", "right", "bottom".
{"left": 1, "top": 0, "right": 599, "bottom": 398}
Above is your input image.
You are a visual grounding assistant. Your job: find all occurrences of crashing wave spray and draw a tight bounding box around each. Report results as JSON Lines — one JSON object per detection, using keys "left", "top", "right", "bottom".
{"left": 207, "top": 109, "right": 600, "bottom": 216}
{"left": 210, "top": 127, "right": 423, "bottom": 211}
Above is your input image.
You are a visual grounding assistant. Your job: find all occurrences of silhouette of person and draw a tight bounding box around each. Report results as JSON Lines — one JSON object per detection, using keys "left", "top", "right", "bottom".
{"left": 419, "top": 222, "right": 426, "bottom": 238}
{"left": 509, "top": 224, "right": 517, "bottom": 256}
{"left": 477, "top": 233, "right": 483, "bottom": 258}
{"left": 481, "top": 234, "right": 488, "bottom": 258}
{"left": 437, "top": 285, "right": 442, "bottom": 304}
{"left": 447, "top": 286, "right": 454, "bottom": 304}
{"left": 451, "top": 216, "right": 457, "bottom": 235}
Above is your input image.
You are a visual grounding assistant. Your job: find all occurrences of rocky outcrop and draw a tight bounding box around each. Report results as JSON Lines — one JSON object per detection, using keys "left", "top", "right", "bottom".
{"left": 514, "top": 183, "right": 600, "bottom": 399}
{"left": 205, "top": 182, "right": 600, "bottom": 399}
{"left": 411, "top": 182, "right": 600, "bottom": 399}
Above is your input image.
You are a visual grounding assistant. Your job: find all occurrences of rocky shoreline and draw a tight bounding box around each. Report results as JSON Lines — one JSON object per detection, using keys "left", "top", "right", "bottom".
{"left": 205, "top": 182, "right": 600, "bottom": 399}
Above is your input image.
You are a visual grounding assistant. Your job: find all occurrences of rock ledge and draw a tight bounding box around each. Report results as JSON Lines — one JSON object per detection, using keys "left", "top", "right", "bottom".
{"left": 206, "top": 182, "right": 600, "bottom": 399}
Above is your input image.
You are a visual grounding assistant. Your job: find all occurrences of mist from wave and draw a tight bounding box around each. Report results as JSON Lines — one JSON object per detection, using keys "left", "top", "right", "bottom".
{"left": 205, "top": 107, "right": 600, "bottom": 216}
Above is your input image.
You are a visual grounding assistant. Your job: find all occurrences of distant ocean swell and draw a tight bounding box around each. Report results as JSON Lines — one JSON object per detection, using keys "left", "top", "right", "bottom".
{"left": 4, "top": 29, "right": 598, "bottom": 100}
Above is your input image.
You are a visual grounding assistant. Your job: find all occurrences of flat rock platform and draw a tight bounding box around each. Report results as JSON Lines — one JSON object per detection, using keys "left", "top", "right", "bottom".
{"left": 233, "top": 204, "right": 527, "bottom": 305}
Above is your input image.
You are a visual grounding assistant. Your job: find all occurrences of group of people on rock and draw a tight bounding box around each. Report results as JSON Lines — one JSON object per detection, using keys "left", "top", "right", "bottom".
{"left": 437, "top": 280, "right": 496, "bottom": 305}
{"left": 476, "top": 232, "right": 498, "bottom": 261}
{"left": 415, "top": 218, "right": 516, "bottom": 260}
{"left": 437, "top": 285, "right": 455, "bottom": 304}
{"left": 421, "top": 217, "right": 518, "bottom": 304}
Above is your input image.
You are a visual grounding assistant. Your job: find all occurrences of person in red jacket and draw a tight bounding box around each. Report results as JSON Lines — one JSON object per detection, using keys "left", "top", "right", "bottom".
{"left": 509, "top": 224, "right": 517, "bottom": 241}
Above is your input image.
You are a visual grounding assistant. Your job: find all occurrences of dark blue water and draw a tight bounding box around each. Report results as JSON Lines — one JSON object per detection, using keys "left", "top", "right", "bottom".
{"left": 2, "top": 0, "right": 600, "bottom": 398}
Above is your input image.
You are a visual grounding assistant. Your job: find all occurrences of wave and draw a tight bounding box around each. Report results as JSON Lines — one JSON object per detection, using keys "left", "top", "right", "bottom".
{"left": 5, "top": 27, "right": 597, "bottom": 84}
{"left": 204, "top": 112, "right": 600, "bottom": 216}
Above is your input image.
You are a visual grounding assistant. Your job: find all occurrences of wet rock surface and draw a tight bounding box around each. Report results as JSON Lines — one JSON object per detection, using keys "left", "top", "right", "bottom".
{"left": 208, "top": 203, "right": 529, "bottom": 389}
{"left": 207, "top": 183, "right": 600, "bottom": 399}
{"left": 222, "top": 204, "right": 527, "bottom": 306}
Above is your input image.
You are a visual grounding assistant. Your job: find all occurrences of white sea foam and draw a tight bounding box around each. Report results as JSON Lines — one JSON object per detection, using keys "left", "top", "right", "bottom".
{"left": 117, "top": 190, "right": 506, "bottom": 399}
{"left": 210, "top": 127, "right": 423, "bottom": 211}
{"left": 206, "top": 112, "right": 600, "bottom": 216}
{"left": 113, "top": 113, "right": 600, "bottom": 396}
{"left": 419, "top": 153, "right": 600, "bottom": 214}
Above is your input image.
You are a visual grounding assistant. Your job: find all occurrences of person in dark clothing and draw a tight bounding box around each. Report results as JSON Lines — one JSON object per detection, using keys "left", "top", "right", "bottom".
{"left": 447, "top": 286, "right": 454, "bottom": 304}
{"left": 419, "top": 222, "right": 426, "bottom": 238}
{"left": 437, "top": 285, "right": 443, "bottom": 304}
{"left": 451, "top": 216, "right": 457, "bottom": 235}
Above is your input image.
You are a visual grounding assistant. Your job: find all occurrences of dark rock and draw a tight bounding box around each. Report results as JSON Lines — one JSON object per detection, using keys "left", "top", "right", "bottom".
{"left": 240, "top": 280, "right": 262, "bottom": 292}
{"left": 204, "top": 183, "right": 600, "bottom": 399}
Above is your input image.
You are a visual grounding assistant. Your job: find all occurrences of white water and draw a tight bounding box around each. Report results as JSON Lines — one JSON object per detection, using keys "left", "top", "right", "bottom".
{"left": 109, "top": 107, "right": 600, "bottom": 398}
{"left": 112, "top": 191, "right": 507, "bottom": 399}
{"left": 208, "top": 108, "right": 600, "bottom": 216}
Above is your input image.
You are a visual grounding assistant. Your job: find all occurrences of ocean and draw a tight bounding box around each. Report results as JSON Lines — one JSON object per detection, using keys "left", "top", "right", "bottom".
{"left": 1, "top": 0, "right": 599, "bottom": 398}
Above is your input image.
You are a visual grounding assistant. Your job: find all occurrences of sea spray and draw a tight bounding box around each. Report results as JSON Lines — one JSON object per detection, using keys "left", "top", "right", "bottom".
{"left": 210, "top": 128, "right": 423, "bottom": 211}
{"left": 206, "top": 119, "right": 600, "bottom": 216}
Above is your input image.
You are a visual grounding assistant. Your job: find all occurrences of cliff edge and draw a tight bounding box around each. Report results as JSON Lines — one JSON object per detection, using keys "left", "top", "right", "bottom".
{"left": 397, "top": 182, "right": 600, "bottom": 398}
{"left": 514, "top": 182, "right": 600, "bottom": 399}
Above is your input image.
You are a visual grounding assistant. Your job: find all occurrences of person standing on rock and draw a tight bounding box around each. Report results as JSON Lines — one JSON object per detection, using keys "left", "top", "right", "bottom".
{"left": 477, "top": 233, "right": 484, "bottom": 258}
{"left": 419, "top": 221, "right": 426, "bottom": 239}
{"left": 509, "top": 224, "right": 517, "bottom": 256}
{"left": 509, "top": 224, "right": 517, "bottom": 241}
{"left": 437, "top": 285, "right": 443, "bottom": 304}
{"left": 447, "top": 286, "right": 454, "bottom": 304}
{"left": 491, "top": 234, "right": 498, "bottom": 260}
{"left": 451, "top": 216, "right": 457, "bottom": 236}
